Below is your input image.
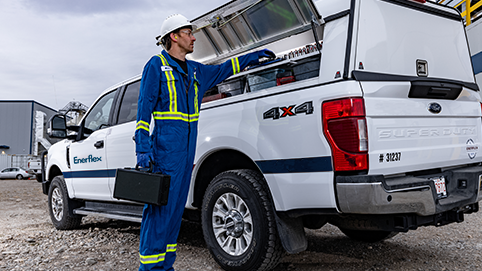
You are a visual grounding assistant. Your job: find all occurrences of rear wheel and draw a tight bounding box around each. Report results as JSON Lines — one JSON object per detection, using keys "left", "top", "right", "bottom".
{"left": 48, "top": 175, "right": 82, "bottom": 230}
{"left": 16, "top": 174, "right": 23, "bottom": 180}
{"left": 202, "top": 169, "right": 284, "bottom": 271}
{"left": 339, "top": 227, "right": 398, "bottom": 243}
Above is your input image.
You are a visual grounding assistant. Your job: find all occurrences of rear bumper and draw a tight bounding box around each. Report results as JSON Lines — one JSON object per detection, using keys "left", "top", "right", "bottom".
{"left": 336, "top": 164, "right": 482, "bottom": 216}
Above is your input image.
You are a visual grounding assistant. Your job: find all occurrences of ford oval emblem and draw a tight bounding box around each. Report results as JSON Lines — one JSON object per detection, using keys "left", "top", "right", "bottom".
{"left": 428, "top": 103, "right": 442, "bottom": 114}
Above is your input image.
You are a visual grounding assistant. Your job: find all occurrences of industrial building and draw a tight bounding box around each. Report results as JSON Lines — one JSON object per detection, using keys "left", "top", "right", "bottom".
{"left": 0, "top": 100, "right": 58, "bottom": 157}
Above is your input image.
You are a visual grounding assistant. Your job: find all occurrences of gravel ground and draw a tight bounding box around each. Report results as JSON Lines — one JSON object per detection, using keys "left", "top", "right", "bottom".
{"left": 1, "top": 178, "right": 482, "bottom": 271}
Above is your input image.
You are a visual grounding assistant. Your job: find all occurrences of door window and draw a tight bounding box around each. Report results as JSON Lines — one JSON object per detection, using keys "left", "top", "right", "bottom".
{"left": 84, "top": 91, "right": 116, "bottom": 132}
{"left": 117, "top": 80, "right": 141, "bottom": 125}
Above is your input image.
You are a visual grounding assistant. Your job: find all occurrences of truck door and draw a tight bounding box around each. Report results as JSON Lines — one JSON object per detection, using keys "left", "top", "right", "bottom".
{"left": 68, "top": 90, "right": 116, "bottom": 201}
{"left": 105, "top": 80, "right": 140, "bottom": 198}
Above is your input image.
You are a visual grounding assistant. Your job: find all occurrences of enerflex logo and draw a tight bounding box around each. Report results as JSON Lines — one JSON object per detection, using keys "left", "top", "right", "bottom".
{"left": 73, "top": 155, "right": 102, "bottom": 164}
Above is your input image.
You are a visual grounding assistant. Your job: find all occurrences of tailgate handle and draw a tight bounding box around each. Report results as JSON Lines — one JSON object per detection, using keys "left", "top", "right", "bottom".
{"left": 94, "top": 140, "right": 104, "bottom": 149}
{"left": 428, "top": 87, "right": 450, "bottom": 97}
{"left": 409, "top": 81, "right": 462, "bottom": 100}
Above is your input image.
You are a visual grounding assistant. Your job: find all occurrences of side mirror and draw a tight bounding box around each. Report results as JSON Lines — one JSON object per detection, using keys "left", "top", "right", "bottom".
{"left": 48, "top": 114, "right": 67, "bottom": 138}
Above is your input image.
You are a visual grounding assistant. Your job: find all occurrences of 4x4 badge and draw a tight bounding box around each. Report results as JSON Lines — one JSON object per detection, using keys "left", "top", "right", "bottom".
{"left": 263, "top": 101, "right": 314, "bottom": 120}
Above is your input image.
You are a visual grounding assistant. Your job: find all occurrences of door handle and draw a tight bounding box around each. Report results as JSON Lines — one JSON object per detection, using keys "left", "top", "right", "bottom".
{"left": 94, "top": 140, "right": 104, "bottom": 149}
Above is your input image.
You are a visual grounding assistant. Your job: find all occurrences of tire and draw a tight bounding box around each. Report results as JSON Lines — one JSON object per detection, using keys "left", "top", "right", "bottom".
{"left": 202, "top": 170, "right": 284, "bottom": 271}
{"left": 339, "top": 227, "right": 398, "bottom": 243}
{"left": 16, "top": 174, "right": 23, "bottom": 180}
{"left": 48, "top": 175, "right": 82, "bottom": 230}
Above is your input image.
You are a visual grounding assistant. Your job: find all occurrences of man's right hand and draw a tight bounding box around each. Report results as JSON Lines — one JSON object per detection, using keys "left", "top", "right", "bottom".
{"left": 137, "top": 152, "right": 154, "bottom": 168}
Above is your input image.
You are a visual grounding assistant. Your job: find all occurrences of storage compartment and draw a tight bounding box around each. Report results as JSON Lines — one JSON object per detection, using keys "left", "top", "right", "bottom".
{"left": 202, "top": 86, "right": 225, "bottom": 103}
{"left": 247, "top": 68, "right": 286, "bottom": 92}
{"left": 202, "top": 93, "right": 227, "bottom": 103}
{"left": 292, "top": 57, "right": 320, "bottom": 81}
{"left": 218, "top": 78, "right": 245, "bottom": 96}
{"left": 203, "top": 86, "right": 218, "bottom": 97}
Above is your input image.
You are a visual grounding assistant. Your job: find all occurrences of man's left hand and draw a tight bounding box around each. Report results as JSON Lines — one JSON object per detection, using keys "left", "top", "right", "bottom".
{"left": 258, "top": 49, "right": 276, "bottom": 59}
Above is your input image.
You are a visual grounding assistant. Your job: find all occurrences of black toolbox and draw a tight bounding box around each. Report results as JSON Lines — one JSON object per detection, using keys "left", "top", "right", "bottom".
{"left": 114, "top": 168, "right": 171, "bottom": 206}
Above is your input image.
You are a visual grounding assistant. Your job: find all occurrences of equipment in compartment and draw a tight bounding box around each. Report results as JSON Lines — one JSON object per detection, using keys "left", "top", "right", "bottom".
{"left": 217, "top": 78, "right": 245, "bottom": 96}
{"left": 247, "top": 68, "right": 286, "bottom": 92}
{"left": 283, "top": 43, "right": 321, "bottom": 60}
{"left": 276, "top": 71, "right": 295, "bottom": 86}
{"left": 292, "top": 57, "right": 320, "bottom": 81}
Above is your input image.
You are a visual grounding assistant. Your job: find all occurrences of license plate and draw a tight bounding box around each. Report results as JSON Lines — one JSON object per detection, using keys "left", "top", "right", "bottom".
{"left": 432, "top": 176, "right": 447, "bottom": 198}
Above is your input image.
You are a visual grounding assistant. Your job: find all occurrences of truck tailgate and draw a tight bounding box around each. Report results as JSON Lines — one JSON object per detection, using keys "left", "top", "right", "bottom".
{"left": 363, "top": 81, "right": 482, "bottom": 175}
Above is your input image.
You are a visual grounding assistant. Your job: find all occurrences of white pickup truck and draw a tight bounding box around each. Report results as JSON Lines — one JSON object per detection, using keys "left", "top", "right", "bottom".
{"left": 42, "top": 0, "right": 482, "bottom": 270}
{"left": 27, "top": 158, "right": 42, "bottom": 181}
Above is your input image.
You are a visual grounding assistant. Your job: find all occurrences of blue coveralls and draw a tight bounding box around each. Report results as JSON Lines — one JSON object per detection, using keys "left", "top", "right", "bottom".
{"left": 135, "top": 50, "right": 259, "bottom": 270}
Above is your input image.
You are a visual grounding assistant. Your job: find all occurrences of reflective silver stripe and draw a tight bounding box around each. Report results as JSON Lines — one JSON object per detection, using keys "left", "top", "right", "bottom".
{"left": 153, "top": 112, "right": 199, "bottom": 122}
{"left": 139, "top": 252, "right": 166, "bottom": 264}
{"left": 166, "top": 243, "right": 177, "bottom": 252}
{"left": 139, "top": 244, "right": 177, "bottom": 265}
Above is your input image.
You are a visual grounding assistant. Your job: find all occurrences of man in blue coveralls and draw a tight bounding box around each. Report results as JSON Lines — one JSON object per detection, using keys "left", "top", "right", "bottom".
{"left": 135, "top": 13, "right": 275, "bottom": 270}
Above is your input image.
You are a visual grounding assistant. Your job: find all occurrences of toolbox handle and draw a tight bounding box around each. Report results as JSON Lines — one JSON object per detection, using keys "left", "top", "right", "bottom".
{"left": 135, "top": 161, "right": 154, "bottom": 173}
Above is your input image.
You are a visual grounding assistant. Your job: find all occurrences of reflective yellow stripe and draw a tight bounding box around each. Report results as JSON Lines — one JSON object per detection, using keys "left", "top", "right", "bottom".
{"left": 235, "top": 57, "right": 240, "bottom": 74}
{"left": 154, "top": 54, "right": 199, "bottom": 123}
{"left": 193, "top": 75, "right": 199, "bottom": 114}
{"left": 136, "top": 121, "right": 150, "bottom": 132}
{"left": 231, "top": 57, "right": 240, "bottom": 75}
{"left": 139, "top": 244, "right": 177, "bottom": 265}
{"left": 153, "top": 111, "right": 199, "bottom": 122}
{"left": 166, "top": 243, "right": 177, "bottom": 252}
{"left": 157, "top": 54, "right": 177, "bottom": 112}
{"left": 139, "top": 252, "right": 166, "bottom": 265}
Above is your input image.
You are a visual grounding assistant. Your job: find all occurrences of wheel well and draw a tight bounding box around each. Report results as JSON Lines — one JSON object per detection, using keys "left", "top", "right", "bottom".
{"left": 48, "top": 165, "right": 63, "bottom": 182}
{"left": 192, "top": 149, "right": 261, "bottom": 208}
{"left": 41, "top": 165, "right": 63, "bottom": 195}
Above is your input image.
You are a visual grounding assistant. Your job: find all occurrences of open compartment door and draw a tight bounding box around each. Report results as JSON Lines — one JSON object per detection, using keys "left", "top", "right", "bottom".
{"left": 188, "top": 0, "right": 321, "bottom": 64}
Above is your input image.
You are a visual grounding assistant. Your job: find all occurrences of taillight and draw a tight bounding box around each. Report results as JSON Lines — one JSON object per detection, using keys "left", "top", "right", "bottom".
{"left": 480, "top": 102, "right": 482, "bottom": 122}
{"left": 410, "top": 0, "right": 426, "bottom": 3}
{"left": 322, "top": 98, "right": 368, "bottom": 172}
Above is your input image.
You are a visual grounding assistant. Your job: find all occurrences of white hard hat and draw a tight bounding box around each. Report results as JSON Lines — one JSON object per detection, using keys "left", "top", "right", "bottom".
{"left": 156, "top": 14, "right": 196, "bottom": 46}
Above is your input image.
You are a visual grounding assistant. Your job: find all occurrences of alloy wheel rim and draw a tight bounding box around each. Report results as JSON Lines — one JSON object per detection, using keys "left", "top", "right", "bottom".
{"left": 51, "top": 187, "right": 64, "bottom": 221}
{"left": 212, "top": 192, "right": 253, "bottom": 256}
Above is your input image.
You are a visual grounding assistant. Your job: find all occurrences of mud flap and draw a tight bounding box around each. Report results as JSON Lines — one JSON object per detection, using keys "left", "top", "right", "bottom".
{"left": 274, "top": 212, "right": 307, "bottom": 254}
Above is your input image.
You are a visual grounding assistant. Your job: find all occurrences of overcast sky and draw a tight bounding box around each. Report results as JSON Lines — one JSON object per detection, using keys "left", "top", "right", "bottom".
{"left": 0, "top": 0, "right": 226, "bottom": 110}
